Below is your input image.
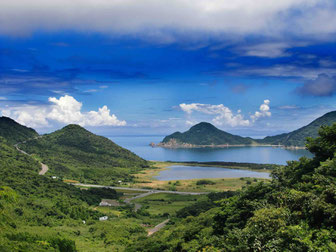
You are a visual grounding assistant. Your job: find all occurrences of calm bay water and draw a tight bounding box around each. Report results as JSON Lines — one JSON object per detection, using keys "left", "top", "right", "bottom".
{"left": 155, "top": 165, "right": 270, "bottom": 181}
{"left": 110, "top": 135, "right": 313, "bottom": 165}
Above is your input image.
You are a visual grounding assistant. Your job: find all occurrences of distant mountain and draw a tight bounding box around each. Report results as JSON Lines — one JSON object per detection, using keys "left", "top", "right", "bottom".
{"left": 19, "top": 124, "right": 149, "bottom": 184}
{"left": 0, "top": 116, "right": 39, "bottom": 144}
{"left": 258, "top": 111, "right": 336, "bottom": 147}
{"left": 160, "top": 111, "right": 336, "bottom": 148}
{"left": 160, "top": 122, "right": 256, "bottom": 147}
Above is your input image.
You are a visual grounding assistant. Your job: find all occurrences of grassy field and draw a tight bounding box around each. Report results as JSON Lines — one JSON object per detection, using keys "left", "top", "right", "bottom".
{"left": 133, "top": 193, "right": 206, "bottom": 216}
{"left": 131, "top": 161, "right": 270, "bottom": 192}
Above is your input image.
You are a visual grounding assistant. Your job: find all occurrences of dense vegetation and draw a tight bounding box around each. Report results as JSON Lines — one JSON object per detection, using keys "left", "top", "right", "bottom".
{"left": 130, "top": 123, "right": 336, "bottom": 251}
{"left": 162, "top": 122, "right": 256, "bottom": 146}
{"left": 19, "top": 124, "right": 149, "bottom": 185}
{"left": 0, "top": 136, "right": 152, "bottom": 251}
{"left": 258, "top": 111, "right": 336, "bottom": 146}
{"left": 0, "top": 116, "right": 38, "bottom": 145}
{"left": 3, "top": 116, "right": 336, "bottom": 251}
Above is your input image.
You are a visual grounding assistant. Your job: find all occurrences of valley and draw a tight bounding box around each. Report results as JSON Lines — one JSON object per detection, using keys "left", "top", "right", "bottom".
{"left": 1, "top": 116, "right": 336, "bottom": 251}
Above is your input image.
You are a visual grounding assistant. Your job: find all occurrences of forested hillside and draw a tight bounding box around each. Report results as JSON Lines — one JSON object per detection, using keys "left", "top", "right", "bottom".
{"left": 259, "top": 111, "right": 336, "bottom": 146}
{"left": 0, "top": 116, "right": 38, "bottom": 144}
{"left": 19, "top": 124, "right": 149, "bottom": 184}
{"left": 0, "top": 136, "right": 148, "bottom": 251}
{"left": 161, "top": 122, "right": 256, "bottom": 146}
{"left": 131, "top": 124, "right": 336, "bottom": 251}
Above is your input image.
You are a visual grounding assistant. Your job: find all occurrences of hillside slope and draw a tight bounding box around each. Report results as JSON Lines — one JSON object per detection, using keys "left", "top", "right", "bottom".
{"left": 0, "top": 136, "right": 146, "bottom": 251}
{"left": 161, "top": 122, "right": 256, "bottom": 147}
{"left": 259, "top": 111, "right": 336, "bottom": 146}
{"left": 0, "top": 116, "right": 38, "bottom": 144}
{"left": 20, "top": 124, "right": 149, "bottom": 184}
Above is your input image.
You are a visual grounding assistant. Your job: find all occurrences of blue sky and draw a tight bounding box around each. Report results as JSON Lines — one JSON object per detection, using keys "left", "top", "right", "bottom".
{"left": 1, "top": 0, "right": 336, "bottom": 137}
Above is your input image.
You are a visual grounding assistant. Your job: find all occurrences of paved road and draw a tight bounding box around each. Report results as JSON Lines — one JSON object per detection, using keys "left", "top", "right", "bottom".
{"left": 123, "top": 191, "right": 156, "bottom": 212}
{"left": 14, "top": 138, "right": 49, "bottom": 175}
{"left": 73, "top": 183, "right": 207, "bottom": 212}
{"left": 147, "top": 219, "right": 170, "bottom": 236}
{"left": 72, "top": 183, "right": 208, "bottom": 195}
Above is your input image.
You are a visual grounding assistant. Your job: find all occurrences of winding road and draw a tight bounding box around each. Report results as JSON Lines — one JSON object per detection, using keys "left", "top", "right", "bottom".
{"left": 147, "top": 219, "right": 170, "bottom": 236}
{"left": 14, "top": 138, "right": 49, "bottom": 175}
{"left": 13, "top": 137, "right": 204, "bottom": 237}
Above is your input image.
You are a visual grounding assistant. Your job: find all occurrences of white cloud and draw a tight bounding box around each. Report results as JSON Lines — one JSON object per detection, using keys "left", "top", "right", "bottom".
{"left": 237, "top": 42, "right": 292, "bottom": 58}
{"left": 180, "top": 100, "right": 271, "bottom": 127}
{"left": 251, "top": 99, "right": 271, "bottom": 122}
{"left": 0, "top": 0, "right": 332, "bottom": 41}
{"left": 234, "top": 64, "right": 336, "bottom": 79}
{"left": 180, "top": 103, "right": 250, "bottom": 127}
{"left": 1, "top": 95, "right": 126, "bottom": 128}
{"left": 2, "top": 105, "right": 49, "bottom": 128}
{"left": 278, "top": 105, "right": 300, "bottom": 110}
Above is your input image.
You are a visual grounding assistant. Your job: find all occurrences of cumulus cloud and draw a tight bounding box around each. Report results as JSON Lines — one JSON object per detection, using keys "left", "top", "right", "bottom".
{"left": 179, "top": 100, "right": 271, "bottom": 127}
{"left": 1, "top": 95, "right": 126, "bottom": 128}
{"left": 0, "top": 0, "right": 333, "bottom": 40}
{"left": 251, "top": 99, "right": 271, "bottom": 122}
{"left": 296, "top": 73, "right": 336, "bottom": 96}
{"left": 180, "top": 103, "right": 250, "bottom": 127}
{"left": 1, "top": 105, "right": 49, "bottom": 128}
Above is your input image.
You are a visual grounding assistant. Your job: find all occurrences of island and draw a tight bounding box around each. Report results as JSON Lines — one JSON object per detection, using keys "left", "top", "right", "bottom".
{"left": 156, "top": 111, "right": 336, "bottom": 148}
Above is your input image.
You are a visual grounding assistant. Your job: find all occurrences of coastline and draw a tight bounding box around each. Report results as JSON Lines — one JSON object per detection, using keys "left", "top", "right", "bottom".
{"left": 129, "top": 161, "right": 272, "bottom": 192}
{"left": 153, "top": 142, "right": 306, "bottom": 150}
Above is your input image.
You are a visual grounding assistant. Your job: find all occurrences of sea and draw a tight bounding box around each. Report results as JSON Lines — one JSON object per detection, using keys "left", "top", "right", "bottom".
{"left": 110, "top": 135, "right": 313, "bottom": 180}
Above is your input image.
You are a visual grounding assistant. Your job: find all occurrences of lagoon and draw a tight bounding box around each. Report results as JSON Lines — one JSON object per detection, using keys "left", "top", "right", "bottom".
{"left": 111, "top": 135, "right": 313, "bottom": 165}
{"left": 155, "top": 165, "right": 271, "bottom": 181}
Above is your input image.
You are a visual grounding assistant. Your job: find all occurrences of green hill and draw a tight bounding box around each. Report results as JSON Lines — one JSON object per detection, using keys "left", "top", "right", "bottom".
{"left": 0, "top": 116, "right": 39, "bottom": 144}
{"left": 259, "top": 111, "right": 336, "bottom": 146}
{"left": 19, "top": 124, "right": 149, "bottom": 184}
{"left": 161, "top": 122, "right": 256, "bottom": 146}
{"left": 0, "top": 136, "right": 147, "bottom": 251}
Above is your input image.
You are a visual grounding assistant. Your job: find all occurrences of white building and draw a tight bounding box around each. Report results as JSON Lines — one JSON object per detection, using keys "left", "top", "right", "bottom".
{"left": 99, "top": 216, "right": 108, "bottom": 221}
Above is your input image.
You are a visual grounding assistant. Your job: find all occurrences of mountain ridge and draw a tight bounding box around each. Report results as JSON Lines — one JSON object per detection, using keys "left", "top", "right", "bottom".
{"left": 19, "top": 123, "right": 149, "bottom": 184}
{"left": 258, "top": 111, "right": 336, "bottom": 146}
{"left": 159, "top": 111, "right": 336, "bottom": 148}
{"left": 0, "top": 116, "right": 39, "bottom": 144}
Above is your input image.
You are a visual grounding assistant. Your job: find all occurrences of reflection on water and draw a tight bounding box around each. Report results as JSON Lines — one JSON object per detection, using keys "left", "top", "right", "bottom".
{"left": 110, "top": 135, "right": 313, "bottom": 165}
{"left": 155, "top": 165, "right": 271, "bottom": 181}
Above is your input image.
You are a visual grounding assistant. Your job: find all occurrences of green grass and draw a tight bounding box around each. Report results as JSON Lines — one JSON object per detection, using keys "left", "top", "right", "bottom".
{"left": 133, "top": 193, "right": 206, "bottom": 216}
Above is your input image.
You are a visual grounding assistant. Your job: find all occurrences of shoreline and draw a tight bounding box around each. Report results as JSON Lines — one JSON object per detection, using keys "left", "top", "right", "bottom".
{"left": 131, "top": 161, "right": 271, "bottom": 192}
{"left": 153, "top": 142, "right": 306, "bottom": 150}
